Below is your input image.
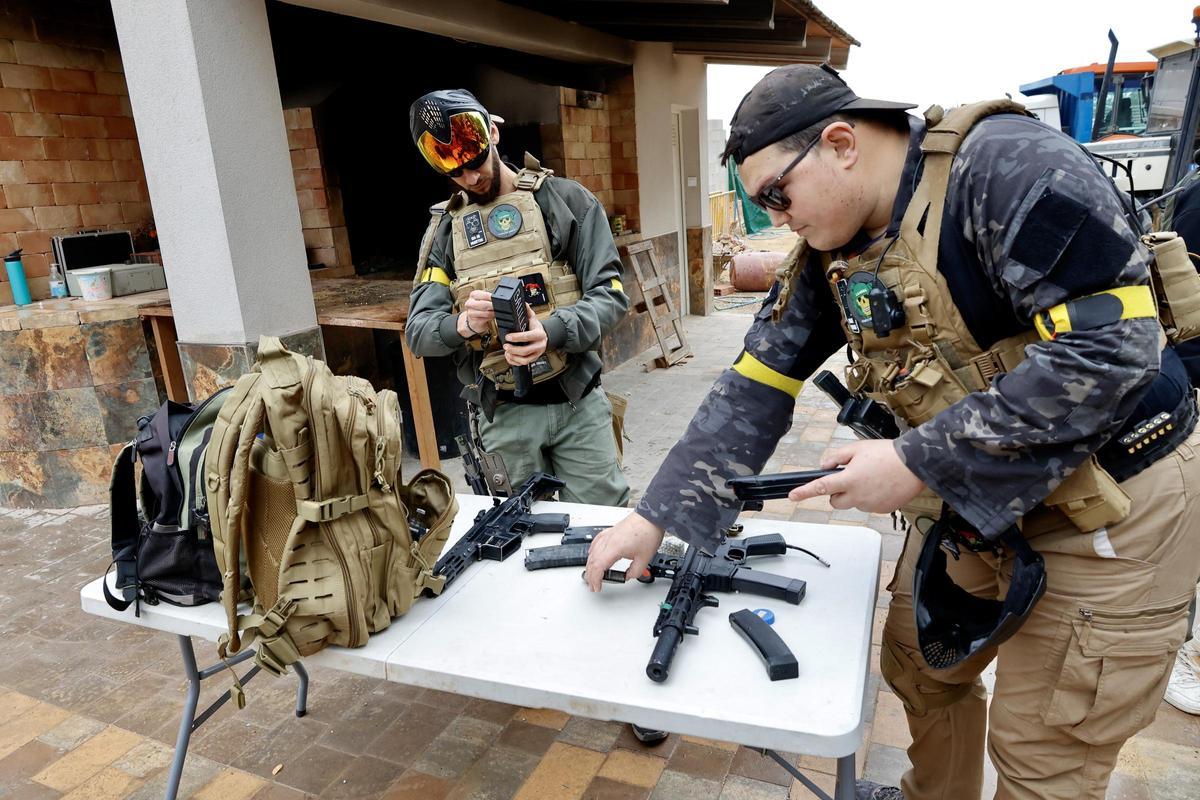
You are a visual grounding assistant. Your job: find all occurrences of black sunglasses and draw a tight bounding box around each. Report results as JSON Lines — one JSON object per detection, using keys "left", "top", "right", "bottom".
{"left": 445, "top": 147, "right": 491, "bottom": 178}
{"left": 750, "top": 136, "right": 820, "bottom": 211}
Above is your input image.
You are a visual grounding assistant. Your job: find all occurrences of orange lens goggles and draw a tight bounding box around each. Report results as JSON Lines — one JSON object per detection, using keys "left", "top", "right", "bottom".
{"left": 416, "top": 111, "right": 491, "bottom": 175}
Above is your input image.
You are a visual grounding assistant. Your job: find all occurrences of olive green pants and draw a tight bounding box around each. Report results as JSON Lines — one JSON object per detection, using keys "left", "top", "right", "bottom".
{"left": 477, "top": 388, "right": 630, "bottom": 507}
{"left": 882, "top": 426, "right": 1200, "bottom": 800}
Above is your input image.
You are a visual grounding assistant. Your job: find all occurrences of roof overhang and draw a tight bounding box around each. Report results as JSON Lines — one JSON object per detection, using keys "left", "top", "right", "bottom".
{"left": 277, "top": 0, "right": 635, "bottom": 66}
{"left": 503, "top": 0, "right": 857, "bottom": 69}
{"left": 276, "top": 0, "right": 856, "bottom": 71}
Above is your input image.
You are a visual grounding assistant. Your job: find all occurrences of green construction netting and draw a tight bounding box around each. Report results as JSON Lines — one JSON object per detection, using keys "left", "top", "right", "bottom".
{"left": 728, "top": 159, "right": 773, "bottom": 235}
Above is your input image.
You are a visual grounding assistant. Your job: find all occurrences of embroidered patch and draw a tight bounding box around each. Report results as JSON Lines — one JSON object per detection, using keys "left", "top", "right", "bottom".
{"left": 463, "top": 211, "right": 487, "bottom": 248}
{"left": 519, "top": 273, "right": 550, "bottom": 306}
{"left": 835, "top": 278, "right": 861, "bottom": 333}
{"left": 846, "top": 272, "right": 889, "bottom": 329}
{"left": 487, "top": 203, "right": 523, "bottom": 239}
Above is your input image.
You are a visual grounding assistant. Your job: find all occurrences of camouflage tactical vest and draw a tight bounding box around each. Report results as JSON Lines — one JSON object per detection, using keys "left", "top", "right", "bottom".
{"left": 822, "top": 100, "right": 1135, "bottom": 532}
{"left": 448, "top": 153, "right": 583, "bottom": 391}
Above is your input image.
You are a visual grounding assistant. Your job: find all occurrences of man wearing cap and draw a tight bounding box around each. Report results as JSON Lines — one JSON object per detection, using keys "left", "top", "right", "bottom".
{"left": 585, "top": 64, "right": 1200, "bottom": 799}
{"left": 406, "top": 89, "right": 630, "bottom": 509}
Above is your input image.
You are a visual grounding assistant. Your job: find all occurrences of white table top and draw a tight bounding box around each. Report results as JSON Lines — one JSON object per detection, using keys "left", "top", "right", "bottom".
{"left": 82, "top": 495, "right": 880, "bottom": 757}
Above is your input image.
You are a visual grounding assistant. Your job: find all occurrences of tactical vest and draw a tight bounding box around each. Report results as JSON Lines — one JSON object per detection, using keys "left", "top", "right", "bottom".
{"left": 816, "top": 100, "right": 1156, "bottom": 532}
{"left": 447, "top": 153, "right": 583, "bottom": 392}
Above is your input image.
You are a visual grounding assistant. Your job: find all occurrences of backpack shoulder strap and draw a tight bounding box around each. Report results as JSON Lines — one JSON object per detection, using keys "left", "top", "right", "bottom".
{"left": 205, "top": 371, "right": 264, "bottom": 657}
{"left": 103, "top": 442, "right": 138, "bottom": 612}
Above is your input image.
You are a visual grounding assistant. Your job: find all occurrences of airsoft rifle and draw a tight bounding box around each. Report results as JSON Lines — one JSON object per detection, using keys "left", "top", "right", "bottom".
{"left": 425, "top": 471, "right": 567, "bottom": 595}
{"left": 525, "top": 533, "right": 807, "bottom": 682}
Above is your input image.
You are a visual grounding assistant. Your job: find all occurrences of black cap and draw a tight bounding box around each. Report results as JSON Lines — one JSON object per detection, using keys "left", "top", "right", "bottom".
{"left": 408, "top": 89, "right": 504, "bottom": 146}
{"left": 721, "top": 64, "right": 915, "bottom": 165}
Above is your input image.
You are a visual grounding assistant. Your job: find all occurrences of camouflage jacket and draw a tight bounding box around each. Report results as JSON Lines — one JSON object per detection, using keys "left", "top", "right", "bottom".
{"left": 638, "top": 114, "right": 1161, "bottom": 551}
{"left": 406, "top": 174, "right": 629, "bottom": 417}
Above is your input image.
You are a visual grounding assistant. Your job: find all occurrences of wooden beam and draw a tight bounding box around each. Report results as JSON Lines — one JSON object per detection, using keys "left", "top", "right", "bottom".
{"left": 561, "top": 0, "right": 775, "bottom": 29}
{"left": 279, "top": 0, "right": 634, "bottom": 65}
{"left": 398, "top": 336, "right": 442, "bottom": 471}
{"left": 599, "top": 17, "right": 806, "bottom": 44}
{"left": 569, "top": 0, "right": 730, "bottom": 3}
{"left": 674, "top": 35, "right": 831, "bottom": 63}
{"left": 147, "top": 315, "right": 189, "bottom": 402}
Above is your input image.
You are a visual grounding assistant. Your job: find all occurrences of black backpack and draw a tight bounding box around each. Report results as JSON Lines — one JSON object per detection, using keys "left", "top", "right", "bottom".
{"left": 103, "top": 388, "right": 232, "bottom": 613}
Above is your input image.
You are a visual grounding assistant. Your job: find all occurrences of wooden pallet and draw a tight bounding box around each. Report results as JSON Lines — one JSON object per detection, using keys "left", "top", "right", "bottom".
{"left": 621, "top": 240, "right": 693, "bottom": 371}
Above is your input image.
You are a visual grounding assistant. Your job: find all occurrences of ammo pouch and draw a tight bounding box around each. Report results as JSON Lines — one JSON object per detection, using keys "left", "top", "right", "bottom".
{"left": 1143, "top": 231, "right": 1200, "bottom": 344}
{"left": 479, "top": 346, "right": 569, "bottom": 392}
{"left": 1041, "top": 455, "right": 1131, "bottom": 533}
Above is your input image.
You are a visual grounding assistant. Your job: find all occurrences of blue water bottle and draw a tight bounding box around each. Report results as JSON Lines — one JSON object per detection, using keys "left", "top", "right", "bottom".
{"left": 4, "top": 249, "right": 32, "bottom": 306}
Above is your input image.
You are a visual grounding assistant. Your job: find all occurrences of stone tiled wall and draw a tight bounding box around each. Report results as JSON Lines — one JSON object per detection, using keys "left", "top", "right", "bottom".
{"left": 286, "top": 107, "right": 353, "bottom": 277}
{"left": 177, "top": 327, "right": 324, "bottom": 403}
{"left": 0, "top": 304, "right": 159, "bottom": 507}
{"left": 0, "top": 2, "right": 152, "bottom": 304}
{"left": 686, "top": 226, "right": 713, "bottom": 317}
{"left": 540, "top": 73, "right": 639, "bottom": 235}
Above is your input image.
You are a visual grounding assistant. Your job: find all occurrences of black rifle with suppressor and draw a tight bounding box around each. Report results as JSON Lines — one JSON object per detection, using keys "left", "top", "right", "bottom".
{"left": 424, "top": 471, "right": 567, "bottom": 595}
{"left": 492, "top": 276, "right": 532, "bottom": 398}
{"left": 647, "top": 535, "right": 806, "bottom": 682}
{"left": 524, "top": 534, "right": 806, "bottom": 682}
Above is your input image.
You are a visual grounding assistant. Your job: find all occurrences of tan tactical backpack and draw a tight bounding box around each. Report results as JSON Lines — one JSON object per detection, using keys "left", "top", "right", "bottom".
{"left": 204, "top": 337, "right": 457, "bottom": 682}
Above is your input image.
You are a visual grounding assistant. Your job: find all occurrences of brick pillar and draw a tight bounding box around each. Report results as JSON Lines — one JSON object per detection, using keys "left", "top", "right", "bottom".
{"left": 287, "top": 107, "right": 353, "bottom": 277}
{"left": 540, "top": 72, "right": 639, "bottom": 235}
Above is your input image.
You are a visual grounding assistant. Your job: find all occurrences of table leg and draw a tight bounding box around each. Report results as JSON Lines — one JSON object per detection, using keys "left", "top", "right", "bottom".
{"left": 835, "top": 754, "right": 856, "bottom": 800}
{"left": 398, "top": 335, "right": 441, "bottom": 471}
{"left": 147, "top": 316, "right": 189, "bottom": 402}
{"left": 761, "top": 748, "right": 855, "bottom": 800}
{"left": 163, "top": 636, "right": 309, "bottom": 800}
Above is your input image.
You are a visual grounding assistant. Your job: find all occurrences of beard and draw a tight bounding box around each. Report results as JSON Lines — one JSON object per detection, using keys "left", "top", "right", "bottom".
{"left": 465, "top": 149, "right": 503, "bottom": 204}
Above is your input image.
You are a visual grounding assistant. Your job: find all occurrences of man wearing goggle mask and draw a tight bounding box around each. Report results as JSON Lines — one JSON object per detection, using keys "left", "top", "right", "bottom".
{"left": 406, "top": 89, "right": 632, "bottom": 514}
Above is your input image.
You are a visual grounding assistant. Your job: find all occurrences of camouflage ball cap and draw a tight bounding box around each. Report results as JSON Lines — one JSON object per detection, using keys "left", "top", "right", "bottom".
{"left": 721, "top": 64, "right": 915, "bottom": 164}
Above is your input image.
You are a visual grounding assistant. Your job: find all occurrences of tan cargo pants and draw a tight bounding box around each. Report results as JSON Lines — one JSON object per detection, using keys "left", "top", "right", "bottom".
{"left": 881, "top": 427, "right": 1200, "bottom": 800}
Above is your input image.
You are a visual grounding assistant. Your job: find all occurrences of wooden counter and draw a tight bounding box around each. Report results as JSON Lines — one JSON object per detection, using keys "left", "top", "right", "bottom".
{"left": 137, "top": 277, "right": 440, "bottom": 471}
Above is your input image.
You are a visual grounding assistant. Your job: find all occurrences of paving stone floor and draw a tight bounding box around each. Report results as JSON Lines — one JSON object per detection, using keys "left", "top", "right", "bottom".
{"left": 1, "top": 304, "right": 1197, "bottom": 799}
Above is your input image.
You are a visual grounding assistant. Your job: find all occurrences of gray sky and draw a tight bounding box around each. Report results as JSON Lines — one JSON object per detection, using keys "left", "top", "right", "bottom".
{"left": 708, "top": 1, "right": 1190, "bottom": 130}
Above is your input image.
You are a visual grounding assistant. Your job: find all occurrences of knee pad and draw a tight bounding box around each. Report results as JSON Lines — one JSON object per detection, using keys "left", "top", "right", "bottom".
{"left": 880, "top": 637, "right": 975, "bottom": 717}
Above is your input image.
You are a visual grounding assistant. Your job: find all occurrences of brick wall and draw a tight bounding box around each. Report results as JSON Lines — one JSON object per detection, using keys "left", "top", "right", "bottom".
{"left": 540, "top": 73, "right": 639, "bottom": 234}
{"left": 0, "top": 3, "right": 355, "bottom": 305}
{"left": 286, "top": 107, "right": 352, "bottom": 277}
{"left": 0, "top": 3, "right": 150, "bottom": 304}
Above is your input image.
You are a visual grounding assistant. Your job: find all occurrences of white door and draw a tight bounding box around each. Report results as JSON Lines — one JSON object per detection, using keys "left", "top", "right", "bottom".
{"left": 672, "top": 111, "right": 689, "bottom": 314}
